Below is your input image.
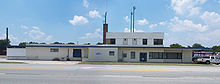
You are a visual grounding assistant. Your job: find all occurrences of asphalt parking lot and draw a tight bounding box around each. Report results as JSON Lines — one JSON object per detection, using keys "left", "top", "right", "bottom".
{"left": 0, "top": 63, "right": 220, "bottom": 84}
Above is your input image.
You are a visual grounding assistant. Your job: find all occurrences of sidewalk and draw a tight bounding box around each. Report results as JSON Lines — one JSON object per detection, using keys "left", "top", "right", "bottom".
{"left": 0, "top": 56, "right": 80, "bottom": 65}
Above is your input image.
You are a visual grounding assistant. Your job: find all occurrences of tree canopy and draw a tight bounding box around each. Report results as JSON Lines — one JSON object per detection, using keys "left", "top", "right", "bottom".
{"left": 0, "top": 39, "right": 10, "bottom": 50}
{"left": 52, "top": 42, "right": 64, "bottom": 44}
{"left": 170, "top": 43, "right": 184, "bottom": 47}
{"left": 192, "top": 43, "right": 205, "bottom": 48}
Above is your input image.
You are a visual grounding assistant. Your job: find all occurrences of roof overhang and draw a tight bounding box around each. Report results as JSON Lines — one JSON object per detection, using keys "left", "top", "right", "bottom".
{"left": 9, "top": 44, "right": 209, "bottom": 50}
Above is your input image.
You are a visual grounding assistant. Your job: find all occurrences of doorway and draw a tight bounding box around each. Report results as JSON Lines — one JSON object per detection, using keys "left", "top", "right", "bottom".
{"left": 140, "top": 52, "right": 147, "bottom": 62}
{"left": 73, "top": 49, "right": 82, "bottom": 57}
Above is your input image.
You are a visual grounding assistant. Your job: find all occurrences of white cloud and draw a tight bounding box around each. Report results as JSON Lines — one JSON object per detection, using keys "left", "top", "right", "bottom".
{"left": 124, "top": 28, "right": 144, "bottom": 32}
{"left": 20, "top": 25, "right": 28, "bottom": 29}
{"left": 218, "top": 0, "right": 220, "bottom": 3}
{"left": 124, "top": 16, "right": 130, "bottom": 22}
{"left": 200, "top": 11, "right": 220, "bottom": 28}
{"left": 137, "top": 18, "right": 149, "bottom": 25}
{"left": 171, "top": 0, "right": 206, "bottom": 17}
{"left": 169, "top": 16, "right": 207, "bottom": 32}
{"left": 148, "top": 21, "right": 167, "bottom": 29}
{"left": 194, "top": 29, "right": 220, "bottom": 43}
{"left": 69, "top": 15, "right": 89, "bottom": 25}
{"left": 80, "top": 28, "right": 102, "bottom": 39}
{"left": 24, "top": 26, "right": 53, "bottom": 42}
{"left": 89, "top": 10, "right": 101, "bottom": 18}
{"left": 82, "top": 0, "right": 89, "bottom": 8}
{"left": 149, "top": 24, "right": 158, "bottom": 29}
{"left": 32, "top": 26, "right": 40, "bottom": 30}
{"left": 26, "top": 26, "right": 45, "bottom": 40}
{"left": 159, "top": 22, "right": 167, "bottom": 25}
{"left": 45, "top": 35, "right": 53, "bottom": 41}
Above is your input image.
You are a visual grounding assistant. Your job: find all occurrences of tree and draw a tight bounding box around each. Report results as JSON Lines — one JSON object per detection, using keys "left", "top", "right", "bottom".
{"left": 187, "top": 45, "right": 191, "bottom": 48}
{"left": 192, "top": 43, "right": 205, "bottom": 48}
{"left": 211, "top": 46, "right": 220, "bottom": 52}
{"left": 52, "top": 42, "right": 64, "bottom": 44}
{"left": 40, "top": 42, "right": 46, "bottom": 44}
{"left": 67, "top": 42, "right": 75, "bottom": 44}
{"left": 19, "top": 42, "right": 39, "bottom": 46}
{"left": 96, "top": 42, "right": 103, "bottom": 45}
{"left": 84, "top": 43, "right": 90, "bottom": 45}
{"left": 0, "top": 39, "right": 10, "bottom": 50}
{"left": 19, "top": 42, "right": 28, "bottom": 46}
{"left": 28, "top": 42, "right": 38, "bottom": 44}
{"left": 170, "top": 43, "right": 184, "bottom": 47}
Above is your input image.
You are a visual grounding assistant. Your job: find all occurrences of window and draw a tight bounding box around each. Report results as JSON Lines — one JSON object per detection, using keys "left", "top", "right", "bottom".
{"left": 123, "top": 53, "right": 127, "bottom": 58}
{"left": 132, "top": 39, "right": 137, "bottom": 45}
{"left": 131, "top": 52, "right": 135, "bottom": 59}
{"left": 50, "top": 48, "right": 59, "bottom": 52}
{"left": 149, "top": 52, "right": 163, "bottom": 59}
{"left": 109, "top": 51, "right": 115, "bottom": 56}
{"left": 142, "top": 39, "right": 147, "bottom": 45}
{"left": 164, "top": 52, "right": 182, "bottom": 59}
{"left": 123, "top": 38, "right": 128, "bottom": 45}
{"left": 106, "top": 38, "right": 116, "bottom": 44}
{"left": 154, "top": 39, "right": 163, "bottom": 45}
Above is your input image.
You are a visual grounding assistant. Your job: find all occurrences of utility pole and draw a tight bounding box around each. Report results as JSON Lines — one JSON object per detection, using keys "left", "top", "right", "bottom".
{"left": 6, "top": 27, "right": 8, "bottom": 48}
{"left": 130, "top": 12, "right": 132, "bottom": 32}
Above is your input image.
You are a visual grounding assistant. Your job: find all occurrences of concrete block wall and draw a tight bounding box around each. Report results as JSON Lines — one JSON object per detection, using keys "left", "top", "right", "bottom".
{"left": 87, "top": 47, "right": 118, "bottom": 62}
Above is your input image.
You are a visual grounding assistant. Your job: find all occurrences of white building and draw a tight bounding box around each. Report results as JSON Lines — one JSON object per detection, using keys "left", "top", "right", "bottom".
{"left": 6, "top": 16, "right": 208, "bottom": 62}
{"left": 7, "top": 32, "right": 207, "bottom": 63}
{"left": 106, "top": 32, "right": 164, "bottom": 47}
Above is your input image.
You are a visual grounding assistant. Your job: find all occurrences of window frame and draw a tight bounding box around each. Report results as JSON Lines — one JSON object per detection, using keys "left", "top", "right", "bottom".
{"left": 109, "top": 51, "right": 115, "bottom": 56}
{"left": 164, "top": 52, "right": 182, "bottom": 59}
{"left": 142, "top": 39, "right": 148, "bottom": 45}
{"left": 131, "top": 52, "right": 135, "bottom": 59}
{"left": 149, "top": 52, "right": 163, "bottom": 59}
{"left": 50, "top": 48, "right": 59, "bottom": 52}
{"left": 122, "top": 53, "right": 127, "bottom": 58}
{"left": 154, "top": 39, "right": 163, "bottom": 45}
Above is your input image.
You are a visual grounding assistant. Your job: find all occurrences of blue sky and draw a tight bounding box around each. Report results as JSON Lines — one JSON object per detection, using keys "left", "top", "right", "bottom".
{"left": 0, "top": 0, "right": 220, "bottom": 47}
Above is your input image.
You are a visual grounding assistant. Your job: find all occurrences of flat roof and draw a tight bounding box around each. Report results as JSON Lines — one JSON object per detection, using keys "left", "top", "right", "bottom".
{"left": 9, "top": 44, "right": 209, "bottom": 50}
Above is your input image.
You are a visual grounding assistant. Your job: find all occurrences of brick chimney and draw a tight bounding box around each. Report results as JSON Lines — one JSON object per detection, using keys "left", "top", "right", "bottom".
{"left": 103, "top": 24, "right": 108, "bottom": 44}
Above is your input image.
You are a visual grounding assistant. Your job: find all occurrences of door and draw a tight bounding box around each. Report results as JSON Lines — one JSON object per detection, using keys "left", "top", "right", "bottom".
{"left": 140, "top": 53, "right": 147, "bottom": 62}
{"left": 73, "top": 49, "right": 82, "bottom": 57}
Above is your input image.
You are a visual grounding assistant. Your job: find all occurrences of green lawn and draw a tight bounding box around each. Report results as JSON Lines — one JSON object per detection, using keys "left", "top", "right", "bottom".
{"left": 79, "top": 62, "right": 211, "bottom": 66}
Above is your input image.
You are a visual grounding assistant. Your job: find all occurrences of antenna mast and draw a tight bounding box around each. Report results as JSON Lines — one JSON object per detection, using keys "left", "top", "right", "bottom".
{"left": 132, "top": 6, "right": 136, "bottom": 32}
{"left": 104, "top": 12, "right": 107, "bottom": 24}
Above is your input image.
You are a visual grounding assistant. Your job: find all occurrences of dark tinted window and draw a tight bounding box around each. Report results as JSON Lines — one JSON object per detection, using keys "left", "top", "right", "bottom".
{"left": 110, "top": 39, "right": 115, "bottom": 44}
{"left": 143, "top": 39, "right": 147, "bottom": 45}
{"left": 50, "top": 49, "right": 59, "bottom": 52}
{"left": 131, "top": 52, "right": 135, "bottom": 59}
{"left": 123, "top": 53, "right": 127, "bottom": 58}
{"left": 109, "top": 51, "right": 114, "bottom": 56}
{"left": 203, "top": 57, "right": 209, "bottom": 58}
{"left": 149, "top": 52, "right": 163, "bottom": 59}
{"left": 154, "top": 39, "right": 163, "bottom": 45}
{"left": 164, "top": 52, "right": 182, "bottom": 59}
